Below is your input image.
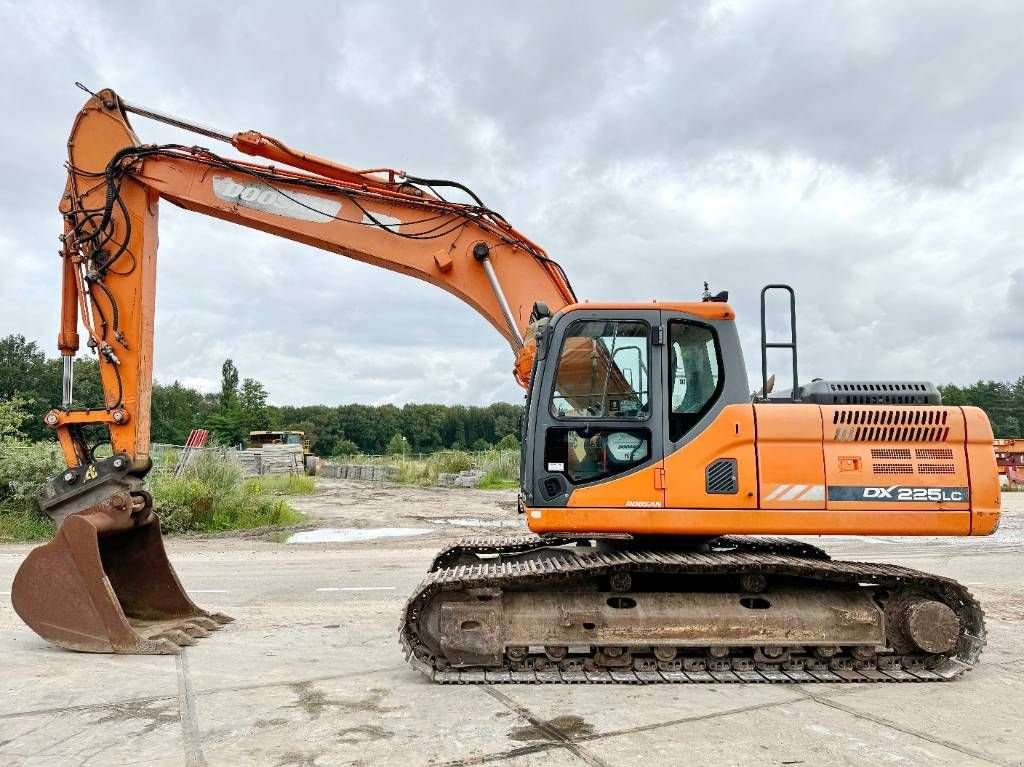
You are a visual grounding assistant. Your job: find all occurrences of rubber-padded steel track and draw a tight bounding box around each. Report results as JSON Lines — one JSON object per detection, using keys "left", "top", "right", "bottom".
{"left": 402, "top": 543, "right": 985, "bottom": 684}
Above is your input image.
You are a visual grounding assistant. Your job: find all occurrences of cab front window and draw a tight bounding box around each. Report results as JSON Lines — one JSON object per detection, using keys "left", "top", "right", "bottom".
{"left": 550, "top": 320, "right": 650, "bottom": 419}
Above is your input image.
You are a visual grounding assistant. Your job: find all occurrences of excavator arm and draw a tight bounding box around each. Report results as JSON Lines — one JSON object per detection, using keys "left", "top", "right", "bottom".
{"left": 12, "top": 87, "right": 574, "bottom": 654}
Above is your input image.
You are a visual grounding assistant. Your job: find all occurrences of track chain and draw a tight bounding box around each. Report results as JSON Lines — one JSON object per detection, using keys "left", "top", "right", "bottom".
{"left": 402, "top": 545, "right": 985, "bottom": 684}
{"left": 428, "top": 533, "right": 830, "bottom": 572}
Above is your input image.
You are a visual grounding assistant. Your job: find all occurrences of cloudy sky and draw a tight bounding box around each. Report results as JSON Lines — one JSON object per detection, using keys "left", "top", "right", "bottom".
{"left": 1, "top": 0, "right": 1020, "bottom": 407}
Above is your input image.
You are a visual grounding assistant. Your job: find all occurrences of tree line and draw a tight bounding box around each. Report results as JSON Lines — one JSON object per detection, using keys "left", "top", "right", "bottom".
{"left": 2, "top": 334, "right": 1021, "bottom": 455}
{"left": 0, "top": 334, "right": 523, "bottom": 456}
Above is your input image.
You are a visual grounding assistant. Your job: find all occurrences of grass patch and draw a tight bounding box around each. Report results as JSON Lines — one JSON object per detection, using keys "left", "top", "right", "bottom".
{"left": 330, "top": 448, "right": 521, "bottom": 489}
{"left": 475, "top": 476, "right": 519, "bottom": 490}
{"left": 0, "top": 504, "right": 54, "bottom": 543}
{"left": 149, "top": 451, "right": 307, "bottom": 534}
{"left": 244, "top": 474, "right": 316, "bottom": 496}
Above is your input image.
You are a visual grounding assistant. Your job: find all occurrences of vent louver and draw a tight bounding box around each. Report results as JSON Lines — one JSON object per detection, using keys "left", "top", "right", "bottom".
{"left": 706, "top": 459, "right": 738, "bottom": 494}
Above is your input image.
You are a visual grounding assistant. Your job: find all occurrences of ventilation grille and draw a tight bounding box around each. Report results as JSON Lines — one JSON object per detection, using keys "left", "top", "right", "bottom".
{"left": 706, "top": 459, "right": 738, "bottom": 494}
{"left": 919, "top": 464, "right": 955, "bottom": 474}
{"left": 832, "top": 408, "right": 951, "bottom": 443}
{"left": 871, "top": 448, "right": 912, "bottom": 460}
{"left": 872, "top": 463, "right": 913, "bottom": 475}
{"left": 916, "top": 448, "right": 954, "bottom": 460}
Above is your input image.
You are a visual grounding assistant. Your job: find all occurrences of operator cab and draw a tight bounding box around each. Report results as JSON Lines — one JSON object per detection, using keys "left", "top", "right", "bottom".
{"left": 521, "top": 299, "right": 750, "bottom": 509}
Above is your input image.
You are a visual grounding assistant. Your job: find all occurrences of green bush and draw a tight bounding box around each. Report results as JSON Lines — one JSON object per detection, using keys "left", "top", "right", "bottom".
{"left": 496, "top": 433, "right": 521, "bottom": 451}
{"left": 0, "top": 440, "right": 62, "bottom": 542}
{"left": 429, "top": 450, "right": 474, "bottom": 474}
{"left": 331, "top": 438, "right": 359, "bottom": 457}
{"left": 149, "top": 451, "right": 305, "bottom": 534}
{"left": 0, "top": 441, "right": 64, "bottom": 507}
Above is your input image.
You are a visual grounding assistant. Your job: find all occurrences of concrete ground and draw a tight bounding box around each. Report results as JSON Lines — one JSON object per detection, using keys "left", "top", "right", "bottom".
{"left": 1, "top": 482, "right": 1022, "bottom": 767}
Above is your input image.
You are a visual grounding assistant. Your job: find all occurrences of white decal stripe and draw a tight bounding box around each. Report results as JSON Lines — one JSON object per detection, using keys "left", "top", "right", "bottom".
{"left": 798, "top": 485, "right": 826, "bottom": 501}
{"left": 780, "top": 484, "right": 809, "bottom": 501}
{"left": 362, "top": 212, "right": 403, "bottom": 229}
{"left": 765, "top": 485, "right": 789, "bottom": 501}
{"left": 212, "top": 175, "right": 341, "bottom": 223}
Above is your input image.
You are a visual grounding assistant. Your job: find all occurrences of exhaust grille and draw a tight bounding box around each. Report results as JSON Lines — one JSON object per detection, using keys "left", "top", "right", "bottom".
{"left": 706, "top": 459, "right": 738, "bottom": 494}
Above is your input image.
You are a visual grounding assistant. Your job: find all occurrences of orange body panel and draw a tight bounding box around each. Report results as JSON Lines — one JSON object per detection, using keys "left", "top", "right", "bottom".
{"left": 529, "top": 403, "right": 999, "bottom": 538}
{"left": 566, "top": 464, "right": 663, "bottom": 508}
{"left": 821, "top": 405, "right": 969, "bottom": 514}
{"left": 754, "top": 404, "right": 826, "bottom": 509}
{"left": 528, "top": 507, "right": 971, "bottom": 536}
{"left": 964, "top": 407, "right": 1001, "bottom": 534}
{"left": 663, "top": 405, "right": 757, "bottom": 509}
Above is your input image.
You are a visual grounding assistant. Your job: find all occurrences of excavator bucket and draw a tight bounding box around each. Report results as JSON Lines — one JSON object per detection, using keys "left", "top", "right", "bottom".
{"left": 11, "top": 493, "right": 231, "bottom": 654}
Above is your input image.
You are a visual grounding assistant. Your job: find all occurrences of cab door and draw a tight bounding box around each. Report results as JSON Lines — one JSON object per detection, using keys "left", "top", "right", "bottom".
{"left": 661, "top": 311, "right": 759, "bottom": 509}
{"left": 529, "top": 309, "right": 665, "bottom": 509}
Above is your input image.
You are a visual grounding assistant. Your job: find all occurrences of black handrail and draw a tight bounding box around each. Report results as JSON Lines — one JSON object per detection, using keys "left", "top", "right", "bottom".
{"left": 759, "top": 284, "right": 798, "bottom": 401}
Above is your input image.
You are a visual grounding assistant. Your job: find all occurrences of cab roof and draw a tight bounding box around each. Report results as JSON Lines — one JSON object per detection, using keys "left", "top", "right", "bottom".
{"left": 560, "top": 301, "right": 735, "bottom": 321}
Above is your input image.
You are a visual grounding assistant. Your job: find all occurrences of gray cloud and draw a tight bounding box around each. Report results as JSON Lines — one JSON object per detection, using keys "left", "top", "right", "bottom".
{"left": 1, "top": 0, "right": 1021, "bottom": 408}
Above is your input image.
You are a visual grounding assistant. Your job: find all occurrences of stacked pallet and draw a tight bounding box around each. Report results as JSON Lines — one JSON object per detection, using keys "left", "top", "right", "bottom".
{"left": 232, "top": 450, "right": 262, "bottom": 478}
{"left": 261, "top": 444, "right": 304, "bottom": 475}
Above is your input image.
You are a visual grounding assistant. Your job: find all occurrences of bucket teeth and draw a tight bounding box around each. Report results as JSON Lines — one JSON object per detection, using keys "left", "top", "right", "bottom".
{"left": 181, "top": 623, "right": 211, "bottom": 638}
{"left": 208, "top": 612, "right": 234, "bottom": 625}
{"left": 153, "top": 638, "right": 184, "bottom": 654}
{"left": 155, "top": 629, "right": 196, "bottom": 647}
{"left": 190, "top": 617, "right": 220, "bottom": 631}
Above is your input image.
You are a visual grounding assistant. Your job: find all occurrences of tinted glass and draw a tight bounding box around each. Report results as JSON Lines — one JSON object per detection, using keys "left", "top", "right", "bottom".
{"left": 550, "top": 320, "right": 649, "bottom": 419}
{"left": 668, "top": 322, "right": 722, "bottom": 441}
{"left": 544, "top": 428, "right": 651, "bottom": 485}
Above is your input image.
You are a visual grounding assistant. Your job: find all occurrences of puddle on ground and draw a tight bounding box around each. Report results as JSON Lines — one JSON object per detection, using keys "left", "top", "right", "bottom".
{"left": 509, "top": 715, "right": 596, "bottom": 742}
{"left": 286, "top": 527, "right": 432, "bottom": 544}
{"left": 432, "top": 518, "right": 521, "bottom": 528}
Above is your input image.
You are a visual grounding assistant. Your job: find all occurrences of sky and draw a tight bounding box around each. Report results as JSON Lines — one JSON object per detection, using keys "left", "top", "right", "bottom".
{"left": 0, "top": 0, "right": 1020, "bottom": 407}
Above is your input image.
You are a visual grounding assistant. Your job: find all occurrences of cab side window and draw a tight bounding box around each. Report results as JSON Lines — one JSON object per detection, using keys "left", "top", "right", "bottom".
{"left": 668, "top": 321, "right": 722, "bottom": 441}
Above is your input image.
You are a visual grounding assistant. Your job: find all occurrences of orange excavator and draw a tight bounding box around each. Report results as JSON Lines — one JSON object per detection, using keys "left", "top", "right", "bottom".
{"left": 12, "top": 86, "right": 999, "bottom": 683}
